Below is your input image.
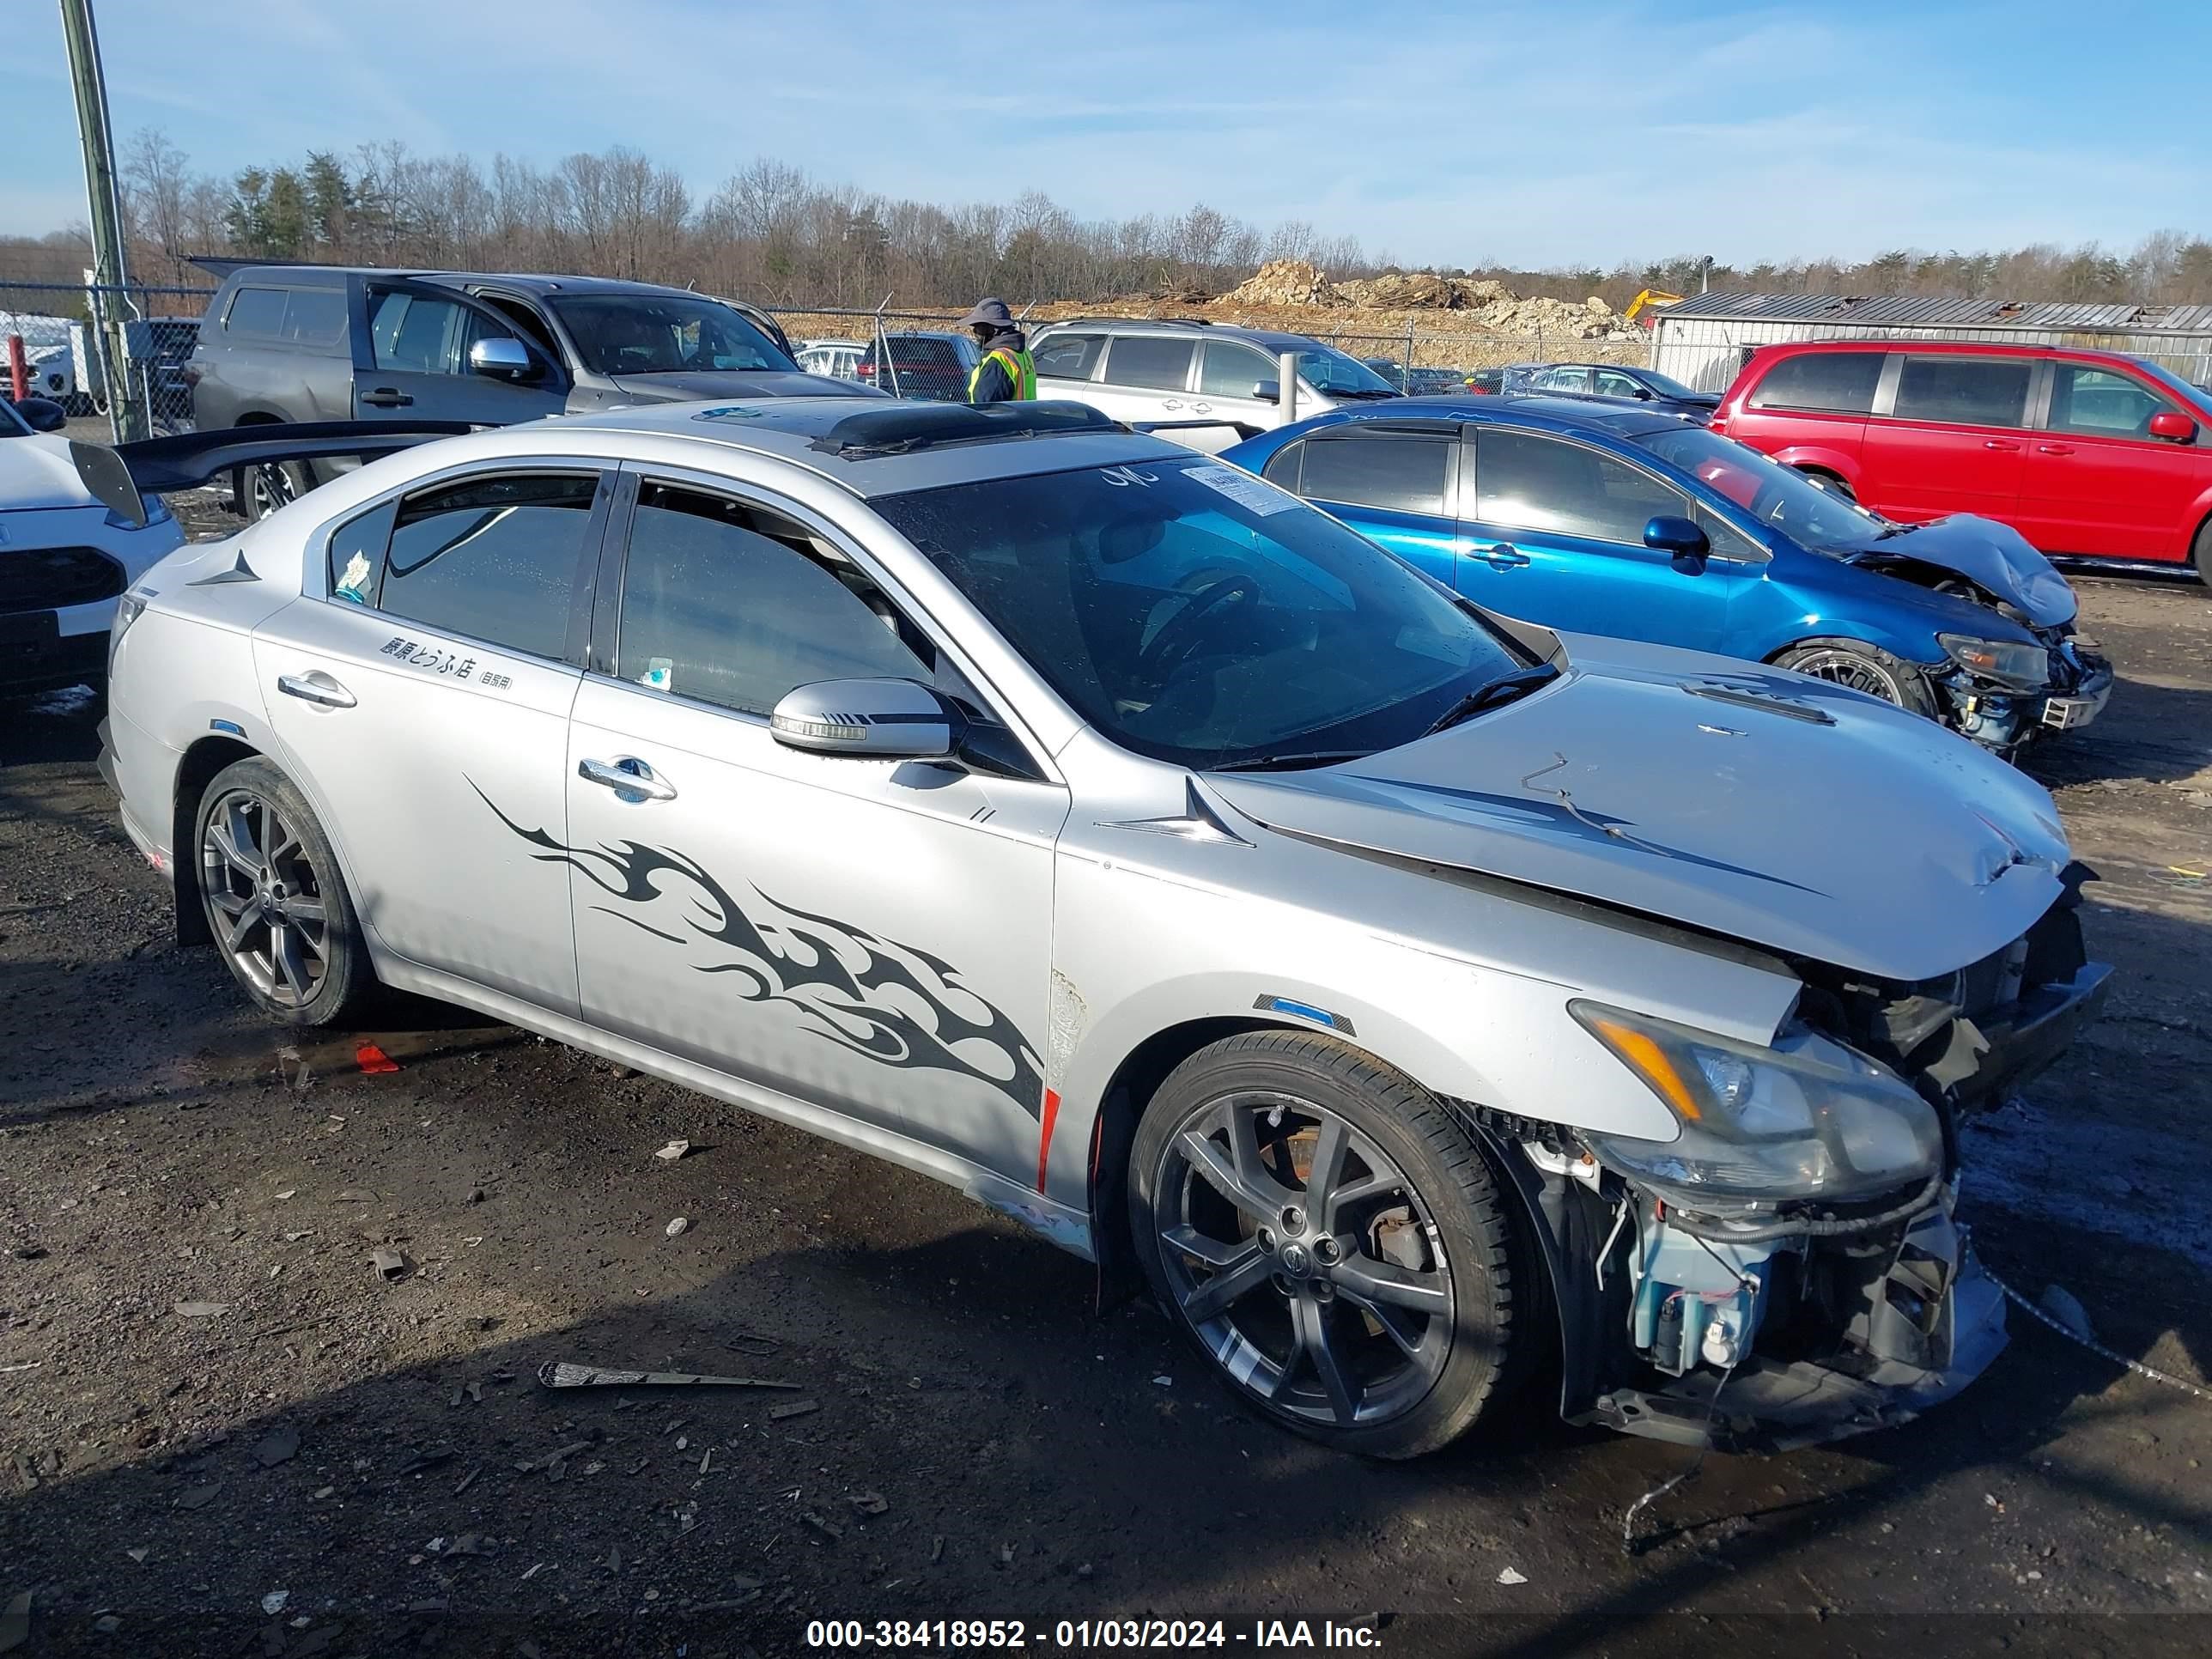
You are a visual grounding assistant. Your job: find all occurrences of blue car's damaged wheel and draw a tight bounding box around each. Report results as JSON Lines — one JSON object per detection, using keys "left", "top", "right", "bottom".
{"left": 1130, "top": 1031, "right": 1524, "bottom": 1459}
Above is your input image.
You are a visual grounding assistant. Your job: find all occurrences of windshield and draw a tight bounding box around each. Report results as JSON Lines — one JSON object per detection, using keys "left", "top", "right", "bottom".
{"left": 2130, "top": 358, "right": 2212, "bottom": 417}
{"left": 1638, "top": 368, "right": 1705, "bottom": 399}
{"left": 550, "top": 295, "right": 796, "bottom": 376}
{"left": 0, "top": 400, "right": 29, "bottom": 438}
{"left": 874, "top": 458, "right": 1529, "bottom": 769}
{"left": 1295, "top": 346, "right": 1398, "bottom": 398}
{"left": 1634, "top": 426, "right": 1884, "bottom": 556}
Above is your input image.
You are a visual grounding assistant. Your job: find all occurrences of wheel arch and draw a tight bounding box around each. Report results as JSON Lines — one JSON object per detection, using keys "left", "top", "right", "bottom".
{"left": 1766, "top": 444, "right": 1863, "bottom": 491}
{"left": 171, "top": 734, "right": 263, "bottom": 947}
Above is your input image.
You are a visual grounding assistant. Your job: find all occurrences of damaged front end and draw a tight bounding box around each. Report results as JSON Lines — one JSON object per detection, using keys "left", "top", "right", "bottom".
{"left": 1500, "top": 871, "right": 2109, "bottom": 1453}
{"left": 1930, "top": 628, "right": 2113, "bottom": 751}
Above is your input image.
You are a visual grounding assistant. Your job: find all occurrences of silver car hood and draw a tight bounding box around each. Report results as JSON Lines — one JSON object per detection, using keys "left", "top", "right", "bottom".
{"left": 1207, "top": 637, "right": 2071, "bottom": 983}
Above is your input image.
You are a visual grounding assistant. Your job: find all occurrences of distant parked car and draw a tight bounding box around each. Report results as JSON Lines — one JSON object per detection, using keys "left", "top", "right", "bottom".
{"left": 855, "top": 331, "right": 980, "bottom": 402}
{"left": 188, "top": 265, "right": 875, "bottom": 519}
{"left": 1223, "top": 395, "right": 2110, "bottom": 755}
{"left": 797, "top": 338, "right": 866, "bottom": 380}
{"left": 1362, "top": 356, "right": 1408, "bottom": 392}
{"left": 1520, "top": 362, "right": 1719, "bottom": 419}
{"left": 1714, "top": 338, "right": 2212, "bottom": 578}
{"left": 1027, "top": 319, "right": 1401, "bottom": 453}
{"left": 0, "top": 312, "right": 82, "bottom": 410}
{"left": 1458, "top": 368, "right": 1508, "bottom": 395}
{"left": 1405, "top": 368, "right": 1466, "bottom": 395}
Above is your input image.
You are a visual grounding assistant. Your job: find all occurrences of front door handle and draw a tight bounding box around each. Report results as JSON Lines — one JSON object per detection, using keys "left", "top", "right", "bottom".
{"left": 360, "top": 387, "right": 413, "bottom": 408}
{"left": 1191, "top": 401, "right": 1212, "bottom": 415}
{"left": 1481, "top": 543, "right": 1530, "bottom": 569}
{"left": 1161, "top": 398, "right": 1183, "bottom": 410}
{"left": 2038, "top": 442, "right": 2075, "bottom": 455}
{"left": 1982, "top": 438, "right": 2019, "bottom": 451}
{"left": 578, "top": 756, "right": 677, "bottom": 802}
{"left": 276, "top": 671, "right": 356, "bottom": 709}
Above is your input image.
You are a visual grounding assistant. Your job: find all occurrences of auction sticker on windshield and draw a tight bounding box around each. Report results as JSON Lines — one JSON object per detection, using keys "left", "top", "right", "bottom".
{"left": 1182, "top": 461, "right": 1297, "bottom": 515}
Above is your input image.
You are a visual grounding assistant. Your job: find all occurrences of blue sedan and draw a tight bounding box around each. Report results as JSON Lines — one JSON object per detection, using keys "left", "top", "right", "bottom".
{"left": 1221, "top": 398, "right": 2112, "bottom": 753}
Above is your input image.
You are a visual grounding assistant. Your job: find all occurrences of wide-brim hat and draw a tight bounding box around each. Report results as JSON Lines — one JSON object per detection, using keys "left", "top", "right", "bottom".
{"left": 959, "top": 298, "right": 1015, "bottom": 329}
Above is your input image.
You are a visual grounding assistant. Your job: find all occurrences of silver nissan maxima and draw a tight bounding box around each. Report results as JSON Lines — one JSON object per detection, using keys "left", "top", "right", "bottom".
{"left": 90, "top": 400, "right": 2107, "bottom": 1458}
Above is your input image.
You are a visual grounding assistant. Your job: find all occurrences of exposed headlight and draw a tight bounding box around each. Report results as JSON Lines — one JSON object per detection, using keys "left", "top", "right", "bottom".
{"left": 1569, "top": 1000, "right": 1942, "bottom": 1208}
{"left": 103, "top": 493, "right": 173, "bottom": 530}
{"left": 1938, "top": 633, "right": 2047, "bottom": 690}
{"left": 109, "top": 590, "right": 149, "bottom": 673}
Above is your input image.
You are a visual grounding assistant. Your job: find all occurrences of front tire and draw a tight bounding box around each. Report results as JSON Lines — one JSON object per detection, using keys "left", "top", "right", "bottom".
{"left": 195, "top": 757, "right": 374, "bottom": 1026}
{"left": 1797, "top": 467, "right": 1856, "bottom": 501}
{"left": 1774, "top": 638, "right": 1938, "bottom": 719}
{"left": 1129, "top": 1031, "right": 1522, "bottom": 1459}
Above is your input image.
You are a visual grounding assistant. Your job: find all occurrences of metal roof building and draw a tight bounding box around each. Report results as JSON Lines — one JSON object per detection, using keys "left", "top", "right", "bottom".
{"left": 1650, "top": 292, "right": 2212, "bottom": 393}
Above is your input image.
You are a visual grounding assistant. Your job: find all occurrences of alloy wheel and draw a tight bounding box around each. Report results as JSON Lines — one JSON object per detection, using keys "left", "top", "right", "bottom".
{"left": 201, "top": 788, "right": 331, "bottom": 1007}
{"left": 249, "top": 463, "right": 297, "bottom": 519}
{"left": 1151, "top": 1091, "right": 1455, "bottom": 1428}
{"left": 1783, "top": 647, "right": 1905, "bottom": 703}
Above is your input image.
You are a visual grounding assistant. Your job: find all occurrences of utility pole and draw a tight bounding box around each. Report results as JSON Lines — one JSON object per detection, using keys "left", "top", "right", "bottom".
{"left": 58, "top": 0, "right": 144, "bottom": 439}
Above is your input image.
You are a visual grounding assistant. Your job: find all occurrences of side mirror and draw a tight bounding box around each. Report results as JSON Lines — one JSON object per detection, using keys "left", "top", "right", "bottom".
{"left": 2148, "top": 410, "right": 2197, "bottom": 443}
{"left": 770, "top": 678, "right": 960, "bottom": 760}
{"left": 14, "top": 397, "right": 67, "bottom": 433}
{"left": 1634, "top": 387, "right": 1654, "bottom": 400}
{"left": 1251, "top": 380, "right": 1279, "bottom": 404}
{"left": 468, "top": 337, "right": 537, "bottom": 380}
{"left": 1644, "top": 514, "right": 1710, "bottom": 560}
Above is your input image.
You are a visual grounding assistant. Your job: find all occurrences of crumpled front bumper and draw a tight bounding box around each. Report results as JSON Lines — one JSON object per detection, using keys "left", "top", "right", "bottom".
{"left": 1590, "top": 1203, "right": 2008, "bottom": 1454}
{"left": 2038, "top": 652, "right": 2114, "bottom": 733}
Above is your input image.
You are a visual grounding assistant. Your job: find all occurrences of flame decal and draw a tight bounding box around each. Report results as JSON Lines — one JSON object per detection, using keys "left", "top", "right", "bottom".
{"left": 474, "top": 782, "right": 1043, "bottom": 1118}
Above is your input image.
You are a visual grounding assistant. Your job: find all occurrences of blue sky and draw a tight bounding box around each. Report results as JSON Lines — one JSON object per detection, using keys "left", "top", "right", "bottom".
{"left": 12, "top": 0, "right": 2209, "bottom": 269}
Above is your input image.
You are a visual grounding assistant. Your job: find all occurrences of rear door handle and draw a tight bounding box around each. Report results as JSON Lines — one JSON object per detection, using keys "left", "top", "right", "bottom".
{"left": 276, "top": 671, "right": 356, "bottom": 709}
{"left": 1481, "top": 544, "right": 1530, "bottom": 569}
{"left": 1161, "top": 398, "right": 1183, "bottom": 410}
{"left": 2038, "top": 443, "right": 2075, "bottom": 455}
{"left": 578, "top": 756, "right": 677, "bottom": 802}
{"left": 359, "top": 387, "right": 413, "bottom": 408}
{"left": 1982, "top": 439, "right": 2019, "bottom": 451}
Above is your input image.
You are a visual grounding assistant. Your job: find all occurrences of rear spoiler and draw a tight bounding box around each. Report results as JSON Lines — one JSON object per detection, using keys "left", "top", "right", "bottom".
{"left": 70, "top": 420, "right": 479, "bottom": 528}
{"left": 1131, "top": 418, "right": 1266, "bottom": 442}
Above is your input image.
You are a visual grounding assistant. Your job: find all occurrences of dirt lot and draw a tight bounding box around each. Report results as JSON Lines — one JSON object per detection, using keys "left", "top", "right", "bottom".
{"left": 3, "top": 573, "right": 2209, "bottom": 1659}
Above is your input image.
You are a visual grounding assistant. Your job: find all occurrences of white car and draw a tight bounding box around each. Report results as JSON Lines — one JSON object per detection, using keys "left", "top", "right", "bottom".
{"left": 797, "top": 338, "right": 865, "bottom": 380}
{"left": 1, "top": 398, "right": 185, "bottom": 697}
{"left": 1026, "top": 319, "right": 1404, "bottom": 453}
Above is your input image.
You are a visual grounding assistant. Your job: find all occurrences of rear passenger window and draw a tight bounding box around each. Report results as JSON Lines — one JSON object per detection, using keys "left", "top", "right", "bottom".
{"left": 1893, "top": 357, "right": 2032, "bottom": 428}
{"left": 616, "top": 483, "right": 927, "bottom": 717}
{"left": 378, "top": 473, "right": 598, "bottom": 659}
{"left": 1475, "top": 430, "right": 1686, "bottom": 544}
{"left": 1261, "top": 441, "right": 1304, "bottom": 490}
{"left": 1749, "top": 351, "right": 1885, "bottom": 414}
{"left": 326, "top": 500, "right": 398, "bottom": 607}
{"left": 1298, "top": 436, "right": 1450, "bottom": 516}
{"left": 1035, "top": 333, "right": 1105, "bottom": 380}
{"left": 1104, "top": 336, "right": 1194, "bottom": 391}
{"left": 224, "top": 287, "right": 288, "bottom": 337}
{"left": 280, "top": 289, "right": 347, "bottom": 345}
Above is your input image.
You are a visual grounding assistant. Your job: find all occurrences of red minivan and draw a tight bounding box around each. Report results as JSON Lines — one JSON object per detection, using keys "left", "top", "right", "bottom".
{"left": 1712, "top": 339, "right": 2212, "bottom": 578}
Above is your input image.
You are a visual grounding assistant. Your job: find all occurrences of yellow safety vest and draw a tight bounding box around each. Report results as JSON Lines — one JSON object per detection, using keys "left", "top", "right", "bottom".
{"left": 969, "top": 346, "right": 1036, "bottom": 402}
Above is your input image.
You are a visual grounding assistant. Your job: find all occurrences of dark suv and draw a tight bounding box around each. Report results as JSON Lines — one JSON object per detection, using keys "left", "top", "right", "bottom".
{"left": 189, "top": 266, "right": 875, "bottom": 517}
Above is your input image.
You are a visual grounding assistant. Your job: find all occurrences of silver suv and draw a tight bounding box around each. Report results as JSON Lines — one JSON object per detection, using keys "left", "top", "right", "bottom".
{"left": 1029, "top": 319, "right": 1401, "bottom": 451}
{"left": 92, "top": 398, "right": 2104, "bottom": 1459}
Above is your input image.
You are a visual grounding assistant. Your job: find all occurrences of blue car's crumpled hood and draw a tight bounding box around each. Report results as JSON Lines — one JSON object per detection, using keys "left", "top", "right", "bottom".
{"left": 1838, "top": 514, "right": 2077, "bottom": 629}
{"left": 1207, "top": 634, "right": 2073, "bottom": 983}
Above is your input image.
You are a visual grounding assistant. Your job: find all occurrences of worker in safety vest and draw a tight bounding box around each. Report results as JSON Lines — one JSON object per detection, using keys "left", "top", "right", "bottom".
{"left": 959, "top": 298, "right": 1035, "bottom": 404}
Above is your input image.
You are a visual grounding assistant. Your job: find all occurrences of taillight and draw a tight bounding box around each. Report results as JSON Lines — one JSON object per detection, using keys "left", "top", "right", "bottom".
{"left": 857, "top": 362, "right": 875, "bottom": 379}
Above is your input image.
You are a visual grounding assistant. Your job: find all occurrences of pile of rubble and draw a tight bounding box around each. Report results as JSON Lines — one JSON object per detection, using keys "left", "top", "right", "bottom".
{"left": 1218, "top": 259, "right": 1632, "bottom": 338}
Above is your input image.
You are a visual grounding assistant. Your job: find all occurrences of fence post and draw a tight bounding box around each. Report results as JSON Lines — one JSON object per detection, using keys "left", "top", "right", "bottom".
{"left": 6, "top": 336, "right": 26, "bottom": 404}
{"left": 1278, "top": 350, "right": 1299, "bottom": 427}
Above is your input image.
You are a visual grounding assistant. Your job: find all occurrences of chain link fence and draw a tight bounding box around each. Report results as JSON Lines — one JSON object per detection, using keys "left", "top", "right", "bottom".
{"left": 2, "top": 277, "right": 218, "bottom": 438}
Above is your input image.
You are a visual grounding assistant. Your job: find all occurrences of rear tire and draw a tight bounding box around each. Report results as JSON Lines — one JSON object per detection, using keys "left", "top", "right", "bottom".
{"left": 1128, "top": 1030, "right": 1522, "bottom": 1459}
{"left": 2194, "top": 517, "right": 2212, "bottom": 586}
{"left": 1798, "top": 468, "right": 1856, "bottom": 502}
{"left": 239, "top": 459, "right": 309, "bottom": 523}
{"left": 1774, "top": 638, "right": 1938, "bottom": 719}
{"left": 195, "top": 757, "right": 374, "bottom": 1026}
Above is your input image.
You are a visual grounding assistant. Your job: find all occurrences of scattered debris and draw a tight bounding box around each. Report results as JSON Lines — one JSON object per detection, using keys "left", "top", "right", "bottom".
{"left": 93, "top": 1614, "right": 122, "bottom": 1635}
{"left": 253, "top": 1426, "right": 301, "bottom": 1468}
{"left": 931, "top": 1535, "right": 945, "bottom": 1564}
{"left": 516, "top": 1440, "right": 593, "bottom": 1476}
{"left": 259, "top": 1591, "right": 289, "bottom": 1616}
{"left": 273, "top": 1189, "right": 296, "bottom": 1200}
{"left": 1497, "top": 1567, "right": 1528, "bottom": 1586}
{"left": 394, "top": 1449, "right": 454, "bottom": 1477}
{"left": 453, "top": 1465, "right": 482, "bottom": 1497}
{"left": 665, "top": 1217, "right": 690, "bottom": 1238}
{"left": 368, "top": 1249, "right": 409, "bottom": 1283}
{"left": 849, "top": 1491, "right": 889, "bottom": 1516}
{"left": 802, "top": 1511, "right": 844, "bottom": 1540}
{"left": 606, "top": 1547, "right": 623, "bottom": 1573}
{"left": 0, "top": 1363, "right": 40, "bottom": 1375}
{"left": 8, "top": 1248, "right": 45, "bottom": 1262}
{"left": 173, "top": 1301, "right": 229, "bottom": 1318}
{"left": 2039, "top": 1283, "right": 2097, "bottom": 1345}
{"left": 537, "top": 1361, "right": 798, "bottom": 1391}
{"left": 655, "top": 1139, "right": 691, "bottom": 1161}
{"left": 333, "top": 1190, "right": 374, "bottom": 1203}
{"left": 520, "top": 1563, "right": 547, "bottom": 1582}
{"left": 1151, "top": 1375, "right": 1172, "bottom": 1387}
{"left": 173, "top": 1484, "right": 222, "bottom": 1510}
{"left": 355, "top": 1043, "right": 401, "bottom": 1074}
{"left": 125, "top": 1549, "right": 148, "bottom": 1565}
{"left": 769, "top": 1399, "right": 819, "bottom": 1421}
{"left": 0, "top": 1592, "right": 27, "bottom": 1655}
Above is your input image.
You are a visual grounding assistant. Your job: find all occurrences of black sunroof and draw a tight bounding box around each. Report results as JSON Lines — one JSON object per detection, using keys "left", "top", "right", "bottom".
{"left": 807, "top": 399, "right": 1118, "bottom": 459}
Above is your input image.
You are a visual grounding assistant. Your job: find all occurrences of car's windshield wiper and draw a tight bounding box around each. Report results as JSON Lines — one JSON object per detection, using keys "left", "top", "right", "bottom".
{"left": 1208, "top": 749, "right": 1373, "bottom": 773}
{"left": 1873, "top": 520, "right": 1923, "bottom": 539}
{"left": 1422, "top": 665, "right": 1561, "bottom": 736}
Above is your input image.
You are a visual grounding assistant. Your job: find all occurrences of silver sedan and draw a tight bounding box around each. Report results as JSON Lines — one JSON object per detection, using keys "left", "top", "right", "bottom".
{"left": 94, "top": 399, "right": 2106, "bottom": 1457}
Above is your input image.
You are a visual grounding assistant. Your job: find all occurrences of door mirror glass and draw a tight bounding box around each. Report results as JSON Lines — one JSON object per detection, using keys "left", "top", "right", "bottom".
{"left": 469, "top": 337, "right": 535, "bottom": 380}
{"left": 1252, "top": 380, "right": 1279, "bottom": 404}
{"left": 2147, "top": 410, "right": 2197, "bottom": 442}
{"left": 770, "top": 678, "right": 959, "bottom": 759}
{"left": 1644, "top": 514, "right": 1710, "bottom": 559}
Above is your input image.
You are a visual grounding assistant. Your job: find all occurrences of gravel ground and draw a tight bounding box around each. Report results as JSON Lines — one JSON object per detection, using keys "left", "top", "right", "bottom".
{"left": 2, "top": 566, "right": 2209, "bottom": 1658}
